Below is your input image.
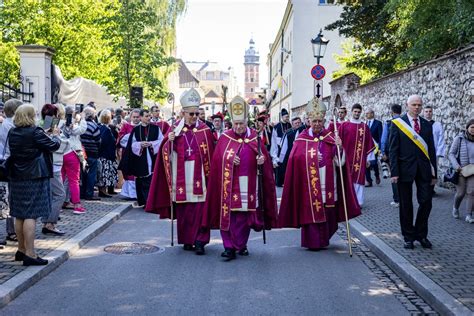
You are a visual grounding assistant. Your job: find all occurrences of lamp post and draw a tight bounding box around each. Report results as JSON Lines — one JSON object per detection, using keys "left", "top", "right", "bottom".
{"left": 310, "top": 29, "right": 329, "bottom": 65}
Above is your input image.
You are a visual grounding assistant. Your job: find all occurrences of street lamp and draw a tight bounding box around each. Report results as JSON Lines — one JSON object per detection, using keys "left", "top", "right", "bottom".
{"left": 311, "top": 29, "right": 329, "bottom": 64}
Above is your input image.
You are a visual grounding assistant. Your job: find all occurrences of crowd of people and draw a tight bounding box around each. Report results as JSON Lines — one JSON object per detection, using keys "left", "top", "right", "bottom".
{"left": 0, "top": 88, "right": 472, "bottom": 264}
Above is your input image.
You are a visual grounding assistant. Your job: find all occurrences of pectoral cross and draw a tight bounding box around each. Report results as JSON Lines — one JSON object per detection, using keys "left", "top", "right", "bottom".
{"left": 308, "top": 147, "right": 317, "bottom": 159}
{"left": 186, "top": 147, "right": 193, "bottom": 156}
{"left": 226, "top": 148, "right": 235, "bottom": 160}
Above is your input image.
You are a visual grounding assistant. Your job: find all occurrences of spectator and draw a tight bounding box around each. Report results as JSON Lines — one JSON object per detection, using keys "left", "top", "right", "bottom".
{"left": 365, "top": 108, "right": 383, "bottom": 187}
{"left": 0, "top": 99, "right": 23, "bottom": 244}
{"left": 80, "top": 106, "right": 101, "bottom": 200}
{"left": 62, "top": 105, "right": 88, "bottom": 214}
{"left": 8, "top": 104, "right": 60, "bottom": 266}
{"left": 381, "top": 104, "right": 402, "bottom": 207}
{"left": 423, "top": 105, "right": 446, "bottom": 195}
{"left": 449, "top": 119, "right": 474, "bottom": 223}
{"left": 97, "top": 110, "right": 118, "bottom": 198}
{"left": 40, "top": 104, "right": 67, "bottom": 235}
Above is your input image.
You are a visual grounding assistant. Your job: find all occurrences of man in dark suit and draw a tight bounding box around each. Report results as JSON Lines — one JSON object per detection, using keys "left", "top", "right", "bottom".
{"left": 365, "top": 108, "right": 383, "bottom": 186}
{"left": 389, "top": 95, "right": 437, "bottom": 250}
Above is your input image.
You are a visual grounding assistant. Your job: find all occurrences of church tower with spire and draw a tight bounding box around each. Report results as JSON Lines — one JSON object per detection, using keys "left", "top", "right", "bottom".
{"left": 244, "top": 37, "right": 260, "bottom": 100}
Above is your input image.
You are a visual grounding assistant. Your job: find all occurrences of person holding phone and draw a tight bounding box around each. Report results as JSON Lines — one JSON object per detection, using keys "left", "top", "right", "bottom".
{"left": 61, "top": 106, "right": 87, "bottom": 214}
{"left": 38, "top": 104, "right": 70, "bottom": 236}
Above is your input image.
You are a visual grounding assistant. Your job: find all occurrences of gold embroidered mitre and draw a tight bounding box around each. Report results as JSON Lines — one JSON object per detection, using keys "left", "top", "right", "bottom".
{"left": 306, "top": 97, "right": 327, "bottom": 120}
{"left": 179, "top": 88, "right": 201, "bottom": 109}
{"left": 229, "top": 96, "right": 248, "bottom": 122}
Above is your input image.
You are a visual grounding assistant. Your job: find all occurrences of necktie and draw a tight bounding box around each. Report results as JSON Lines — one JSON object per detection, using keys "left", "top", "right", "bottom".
{"left": 413, "top": 118, "right": 420, "bottom": 134}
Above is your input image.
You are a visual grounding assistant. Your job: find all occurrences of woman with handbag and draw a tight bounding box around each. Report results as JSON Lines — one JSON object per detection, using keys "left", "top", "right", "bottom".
{"left": 8, "top": 104, "right": 61, "bottom": 266}
{"left": 449, "top": 119, "right": 474, "bottom": 223}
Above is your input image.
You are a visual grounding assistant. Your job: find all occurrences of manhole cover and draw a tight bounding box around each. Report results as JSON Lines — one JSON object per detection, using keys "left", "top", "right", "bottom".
{"left": 104, "top": 243, "right": 163, "bottom": 255}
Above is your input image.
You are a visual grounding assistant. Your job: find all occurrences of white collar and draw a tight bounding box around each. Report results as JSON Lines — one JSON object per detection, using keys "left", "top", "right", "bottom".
{"left": 350, "top": 118, "right": 362, "bottom": 123}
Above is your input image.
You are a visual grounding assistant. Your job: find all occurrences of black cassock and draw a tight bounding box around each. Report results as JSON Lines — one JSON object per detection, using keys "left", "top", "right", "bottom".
{"left": 125, "top": 124, "right": 162, "bottom": 206}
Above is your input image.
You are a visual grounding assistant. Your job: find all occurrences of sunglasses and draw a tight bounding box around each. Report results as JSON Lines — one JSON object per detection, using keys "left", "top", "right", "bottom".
{"left": 186, "top": 112, "right": 200, "bottom": 116}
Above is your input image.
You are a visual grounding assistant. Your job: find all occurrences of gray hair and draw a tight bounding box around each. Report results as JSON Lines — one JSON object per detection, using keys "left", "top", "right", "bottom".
{"left": 130, "top": 109, "right": 140, "bottom": 116}
{"left": 365, "top": 107, "right": 374, "bottom": 114}
{"left": 65, "top": 105, "right": 75, "bottom": 115}
{"left": 83, "top": 106, "right": 96, "bottom": 119}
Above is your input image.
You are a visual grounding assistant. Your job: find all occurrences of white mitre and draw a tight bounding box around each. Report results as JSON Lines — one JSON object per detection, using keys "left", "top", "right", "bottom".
{"left": 180, "top": 88, "right": 201, "bottom": 108}
{"left": 229, "top": 95, "right": 248, "bottom": 122}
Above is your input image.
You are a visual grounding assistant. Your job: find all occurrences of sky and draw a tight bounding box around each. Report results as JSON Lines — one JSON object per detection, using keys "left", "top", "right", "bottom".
{"left": 176, "top": 0, "right": 288, "bottom": 94}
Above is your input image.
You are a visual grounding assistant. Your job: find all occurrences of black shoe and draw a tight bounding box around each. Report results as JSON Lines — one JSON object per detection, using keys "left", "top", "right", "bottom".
{"left": 84, "top": 196, "right": 101, "bottom": 201}
{"left": 238, "top": 248, "right": 249, "bottom": 256}
{"left": 365, "top": 183, "right": 373, "bottom": 187}
{"left": 42, "top": 227, "right": 66, "bottom": 236}
{"left": 403, "top": 241, "right": 415, "bottom": 249}
{"left": 221, "top": 249, "right": 236, "bottom": 261}
{"left": 183, "top": 244, "right": 194, "bottom": 251}
{"left": 375, "top": 177, "right": 381, "bottom": 185}
{"left": 418, "top": 238, "right": 432, "bottom": 249}
{"left": 107, "top": 188, "right": 118, "bottom": 195}
{"left": 6, "top": 234, "right": 18, "bottom": 242}
{"left": 0, "top": 239, "right": 6, "bottom": 246}
{"left": 23, "top": 255, "right": 48, "bottom": 266}
{"left": 98, "top": 192, "right": 112, "bottom": 198}
{"left": 194, "top": 241, "right": 205, "bottom": 255}
{"left": 15, "top": 250, "right": 25, "bottom": 261}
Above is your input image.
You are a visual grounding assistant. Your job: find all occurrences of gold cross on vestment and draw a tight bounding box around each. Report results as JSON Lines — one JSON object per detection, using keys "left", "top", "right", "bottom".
{"left": 233, "top": 194, "right": 239, "bottom": 201}
{"left": 178, "top": 187, "right": 184, "bottom": 194}
{"left": 200, "top": 143, "right": 208, "bottom": 154}
{"left": 222, "top": 204, "right": 229, "bottom": 215}
{"left": 226, "top": 148, "right": 235, "bottom": 160}
{"left": 354, "top": 163, "right": 360, "bottom": 172}
{"left": 313, "top": 200, "right": 322, "bottom": 212}
{"left": 358, "top": 127, "right": 365, "bottom": 136}
{"left": 308, "top": 147, "right": 317, "bottom": 159}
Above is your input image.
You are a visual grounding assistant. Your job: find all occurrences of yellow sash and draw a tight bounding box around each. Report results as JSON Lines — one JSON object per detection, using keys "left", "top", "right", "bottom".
{"left": 392, "top": 118, "right": 435, "bottom": 176}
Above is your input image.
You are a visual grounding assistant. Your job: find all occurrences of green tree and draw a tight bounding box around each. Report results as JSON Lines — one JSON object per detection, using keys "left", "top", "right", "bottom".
{"left": 104, "top": 0, "right": 186, "bottom": 105}
{"left": 0, "top": 0, "right": 119, "bottom": 85}
{"left": 327, "top": 0, "right": 474, "bottom": 80}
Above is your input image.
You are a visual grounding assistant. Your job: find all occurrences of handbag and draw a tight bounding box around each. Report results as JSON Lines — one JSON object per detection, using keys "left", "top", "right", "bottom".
{"left": 0, "top": 131, "right": 11, "bottom": 182}
{"left": 444, "top": 167, "right": 459, "bottom": 184}
{"left": 461, "top": 164, "right": 474, "bottom": 178}
{"left": 444, "top": 136, "right": 462, "bottom": 184}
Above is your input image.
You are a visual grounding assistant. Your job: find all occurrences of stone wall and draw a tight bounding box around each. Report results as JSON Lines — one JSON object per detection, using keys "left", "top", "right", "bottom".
{"left": 329, "top": 44, "right": 474, "bottom": 184}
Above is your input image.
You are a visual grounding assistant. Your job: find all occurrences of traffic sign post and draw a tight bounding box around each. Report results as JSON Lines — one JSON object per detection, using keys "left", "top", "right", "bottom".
{"left": 311, "top": 64, "right": 325, "bottom": 99}
{"left": 313, "top": 80, "right": 323, "bottom": 99}
{"left": 311, "top": 64, "right": 326, "bottom": 81}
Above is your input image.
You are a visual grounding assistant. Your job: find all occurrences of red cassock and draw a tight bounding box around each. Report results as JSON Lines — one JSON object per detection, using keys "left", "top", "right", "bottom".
{"left": 338, "top": 121, "right": 375, "bottom": 185}
{"left": 278, "top": 128, "right": 360, "bottom": 247}
{"left": 202, "top": 128, "right": 278, "bottom": 231}
{"left": 151, "top": 120, "right": 170, "bottom": 135}
{"left": 145, "top": 120, "right": 215, "bottom": 218}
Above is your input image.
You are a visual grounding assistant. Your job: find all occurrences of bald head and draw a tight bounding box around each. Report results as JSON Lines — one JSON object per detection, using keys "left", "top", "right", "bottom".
{"left": 407, "top": 95, "right": 423, "bottom": 117}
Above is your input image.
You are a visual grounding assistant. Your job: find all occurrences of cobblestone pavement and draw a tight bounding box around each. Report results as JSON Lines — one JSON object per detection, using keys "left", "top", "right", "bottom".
{"left": 0, "top": 195, "right": 130, "bottom": 285}
{"left": 359, "top": 179, "right": 474, "bottom": 311}
{"left": 337, "top": 228, "right": 438, "bottom": 315}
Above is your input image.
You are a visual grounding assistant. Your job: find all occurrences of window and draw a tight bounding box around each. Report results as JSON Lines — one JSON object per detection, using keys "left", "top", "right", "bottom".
{"left": 319, "top": 0, "right": 335, "bottom": 4}
{"left": 250, "top": 78, "right": 254, "bottom": 82}
{"left": 251, "top": 88, "right": 254, "bottom": 92}
{"left": 206, "top": 72, "right": 214, "bottom": 80}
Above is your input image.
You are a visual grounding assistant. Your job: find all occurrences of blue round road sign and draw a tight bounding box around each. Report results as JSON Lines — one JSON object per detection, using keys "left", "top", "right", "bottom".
{"left": 311, "top": 64, "right": 326, "bottom": 80}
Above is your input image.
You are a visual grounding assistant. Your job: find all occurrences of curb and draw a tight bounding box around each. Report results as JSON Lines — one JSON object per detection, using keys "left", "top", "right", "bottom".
{"left": 0, "top": 203, "right": 131, "bottom": 308}
{"left": 350, "top": 219, "right": 472, "bottom": 316}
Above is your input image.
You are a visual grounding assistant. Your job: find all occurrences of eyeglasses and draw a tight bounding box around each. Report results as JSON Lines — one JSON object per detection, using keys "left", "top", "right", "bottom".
{"left": 186, "top": 112, "right": 200, "bottom": 116}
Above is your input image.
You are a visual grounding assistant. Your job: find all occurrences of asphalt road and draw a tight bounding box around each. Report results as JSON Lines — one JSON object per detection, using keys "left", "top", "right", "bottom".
{"left": 1, "top": 207, "right": 409, "bottom": 315}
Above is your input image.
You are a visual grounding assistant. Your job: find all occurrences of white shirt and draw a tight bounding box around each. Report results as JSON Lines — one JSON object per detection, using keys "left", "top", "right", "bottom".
{"left": 431, "top": 121, "right": 446, "bottom": 157}
{"left": 406, "top": 113, "right": 420, "bottom": 130}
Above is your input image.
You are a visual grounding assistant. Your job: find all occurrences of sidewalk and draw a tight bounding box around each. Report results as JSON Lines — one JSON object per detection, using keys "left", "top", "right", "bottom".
{"left": 0, "top": 195, "right": 131, "bottom": 306}
{"left": 354, "top": 179, "right": 473, "bottom": 314}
